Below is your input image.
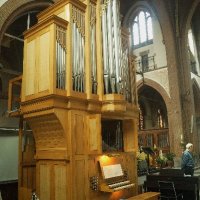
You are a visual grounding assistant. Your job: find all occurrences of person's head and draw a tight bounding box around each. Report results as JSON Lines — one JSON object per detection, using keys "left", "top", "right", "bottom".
{"left": 186, "top": 143, "right": 193, "bottom": 152}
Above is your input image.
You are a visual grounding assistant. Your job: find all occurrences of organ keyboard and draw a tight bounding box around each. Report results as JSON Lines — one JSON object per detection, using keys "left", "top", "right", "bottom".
{"left": 99, "top": 157, "right": 135, "bottom": 192}
{"left": 108, "top": 180, "right": 131, "bottom": 188}
{"left": 112, "top": 183, "right": 135, "bottom": 191}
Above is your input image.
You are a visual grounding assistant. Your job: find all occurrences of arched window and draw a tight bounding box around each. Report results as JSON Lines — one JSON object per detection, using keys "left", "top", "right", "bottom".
{"left": 132, "top": 10, "right": 153, "bottom": 48}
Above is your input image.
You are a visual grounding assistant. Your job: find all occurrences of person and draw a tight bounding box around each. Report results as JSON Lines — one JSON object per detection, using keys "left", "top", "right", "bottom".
{"left": 31, "top": 190, "right": 39, "bottom": 200}
{"left": 181, "top": 143, "right": 195, "bottom": 176}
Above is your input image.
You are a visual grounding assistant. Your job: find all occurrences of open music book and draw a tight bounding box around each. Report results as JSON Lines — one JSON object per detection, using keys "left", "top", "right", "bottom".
{"left": 102, "top": 164, "right": 124, "bottom": 179}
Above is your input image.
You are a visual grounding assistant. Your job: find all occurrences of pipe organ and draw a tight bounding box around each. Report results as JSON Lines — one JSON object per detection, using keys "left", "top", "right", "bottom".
{"left": 15, "top": 0, "right": 139, "bottom": 199}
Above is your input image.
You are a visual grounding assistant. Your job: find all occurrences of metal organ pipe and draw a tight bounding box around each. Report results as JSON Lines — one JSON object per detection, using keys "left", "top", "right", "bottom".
{"left": 101, "top": 0, "right": 129, "bottom": 95}
{"left": 107, "top": 0, "right": 115, "bottom": 93}
{"left": 56, "top": 25, "right": 66, "bottom": 90}
{"left": 80, "top": 31, "right": 85, "bottom": 92}
{"left": 61, "top": 29, "right": 66, "bottom": 89}
{"left": 91, "top": 25, "right": 97, "bottom": 93}
{"left": 72, "top": 7, "right": 85, "bottom": 92}
{"left": 100, "top": 0, "right": 132, "bottom": 100}
{"left": 124, "top": 49, "right": 130, "bottom": 101}
{"left": 113, "top": 0, "right": 123, "bottom": 94}
{"left": 102, "top": 3, "right": 109, "bottom": 94}
{"left": 121, "top": 38, "right": 131, "bottom": 102}
{"left": 73, "top": 23, "right": 76, "bottom": 90}
{"left": 90, "top": 4, "right": 97, "bottom": 94}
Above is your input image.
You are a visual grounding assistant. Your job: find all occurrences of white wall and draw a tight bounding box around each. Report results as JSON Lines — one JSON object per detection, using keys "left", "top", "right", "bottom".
{"left": 0, "top": 99, "right": 19, "bottom": 128}
{"left": 0, "top": 134, "right": 18, "bottom": 181}
{"left": 0, "top": 0, "right": 7, "bottom": 7}
{"left": 134, "top": 13, "right": 167, "bottom": 69}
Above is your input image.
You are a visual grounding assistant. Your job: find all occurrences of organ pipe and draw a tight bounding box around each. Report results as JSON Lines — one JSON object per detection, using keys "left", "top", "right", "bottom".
{"left": 72, "top": 6, "right": 85, "bottom": 92}
{"left": 101, "top": 0, "right": 131, "bottom": 97}
{"left": 56, "top": 25, "right": 66, "bottom": 90}
{"left": 90, "top": 3, "right": 97, "bottom": 94}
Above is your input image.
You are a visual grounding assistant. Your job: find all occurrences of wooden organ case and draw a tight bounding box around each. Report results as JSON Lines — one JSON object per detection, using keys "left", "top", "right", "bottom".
{"left": 8, "top": 0, "right": 139, "bottom": 199}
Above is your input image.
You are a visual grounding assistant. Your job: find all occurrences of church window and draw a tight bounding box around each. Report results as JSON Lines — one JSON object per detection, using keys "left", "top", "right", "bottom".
{"left": 132, "top": 10, "right": 153, "bottom": 48}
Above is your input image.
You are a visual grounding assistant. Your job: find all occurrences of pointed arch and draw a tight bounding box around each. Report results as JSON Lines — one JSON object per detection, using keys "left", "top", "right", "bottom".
{"left": 192, "top": 78, "right": 200, "bottom": 116}
{"left": 123, "top": 1, "right": 155, "bottom": 49}
{"left": 137, "top": 78, "right": 171, "bottom": 114}
{"left": 123, "top": 1, "right": 156, "bottom": 27}
{"left": 183, "top": 0, "right": 200, "bottom": 38}
{"left": 0, "top": 0, "right": 53, "bottom": 51}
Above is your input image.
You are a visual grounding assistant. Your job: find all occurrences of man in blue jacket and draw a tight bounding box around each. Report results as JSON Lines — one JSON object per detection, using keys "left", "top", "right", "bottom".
{"left": 181, "top": 143, "right": 194, "bottom": 176}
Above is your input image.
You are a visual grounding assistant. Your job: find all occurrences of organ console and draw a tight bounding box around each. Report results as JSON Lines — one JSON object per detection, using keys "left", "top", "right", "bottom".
{"left": 8, "top": 0, "right": 139, "bottom": 199}
{"left": 99, "top": 156, "right": 135, "bottom": 192}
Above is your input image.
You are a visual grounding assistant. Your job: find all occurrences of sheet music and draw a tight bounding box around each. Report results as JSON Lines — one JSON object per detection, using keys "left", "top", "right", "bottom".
{"left": 102, "top": 164, "right": 123, "bottom": 179}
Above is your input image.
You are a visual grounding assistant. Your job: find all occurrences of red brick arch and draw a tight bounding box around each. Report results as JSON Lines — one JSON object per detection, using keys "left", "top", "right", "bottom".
{"left": 137, "top": 78, "right": 171, "bottom": 113}
{"left": 0, "top": 0, "right": 54, "bottom": 52}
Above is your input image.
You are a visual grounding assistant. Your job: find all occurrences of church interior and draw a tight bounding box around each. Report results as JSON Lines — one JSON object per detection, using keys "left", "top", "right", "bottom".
{"left": 0, "top": 0, "right": 200, "bottom": 199}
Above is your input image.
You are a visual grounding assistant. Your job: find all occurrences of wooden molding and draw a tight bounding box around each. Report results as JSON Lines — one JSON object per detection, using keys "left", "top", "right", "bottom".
{"left": 24, "top": 15, "right": 68, "bottom": 39}
{"left": 37, "top": 0, "right": 87, "bottom": 23}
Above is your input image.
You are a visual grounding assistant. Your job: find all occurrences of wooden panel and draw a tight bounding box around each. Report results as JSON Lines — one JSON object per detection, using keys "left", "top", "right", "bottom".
{"left": 28, "top": 114, "right": 66, "bottom": 150}
{"left": 38, "top": 32, "right": 50, "bottom": 92}
{"left": 123, "top": 120, "right": 136, "bottom": 152}
{"left": 57, "top": 10, "right": 65, "bottom": 20}
{"left": 73, "top": 112, "right": 86, "bottom": 155}
{"left": 87, "top": 114, "right": 101, "bottom": 154}
{"left": 26, "top": 40, "right": 36, "bottom": 96}
{"left": 54, "top": 165, "right": 67, "bottom": 200}
{"left": 39, "top": 164, "right": 51, "bottom": 200}
{"left": 64, "top": 5, "right": 70, "bottom": 21}
{"left": 19, "top": 187, "right": 32, "bottom": 200}
{"left": 74, "top": 159, "right": 86, "bottom": 200}
{"left": 122, "top": 154, "right": 136, "bottom": 184}
{"left": 25, "top": 166, "right": 35, "bottom": 189}
{"left": 22, "top": 167, "right": 28, "bottom": 187}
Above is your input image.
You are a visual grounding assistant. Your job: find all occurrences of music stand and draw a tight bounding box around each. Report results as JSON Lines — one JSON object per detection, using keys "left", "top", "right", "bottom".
{"left": 141, "top": 146, "right": 155, "bottom": 173}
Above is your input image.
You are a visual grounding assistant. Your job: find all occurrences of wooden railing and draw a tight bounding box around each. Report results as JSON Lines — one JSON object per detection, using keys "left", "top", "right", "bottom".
{"left": 138, "top": 128, "right": 169, "bottom": 152}
{"left": 136, "top": 56, "right": 156, "bottom": 73}
{"left": 8, "top": 75, "right": 22, "bottom": 116}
